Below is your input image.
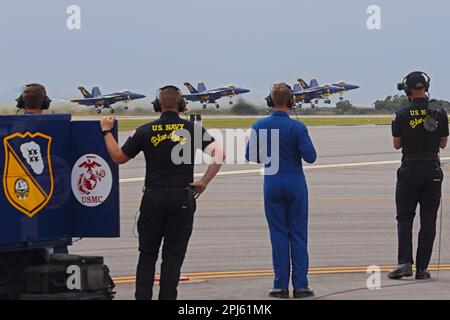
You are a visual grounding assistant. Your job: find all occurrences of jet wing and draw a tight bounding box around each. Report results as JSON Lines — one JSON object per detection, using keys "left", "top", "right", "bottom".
{"left": 184, "top": 93, "right": 211, "bottom": 99}
{"left": 71, "top": 97, "right": 105, "bottom": 102}
{"left": 71, "top": 97, "right": 113, "bottom": 105}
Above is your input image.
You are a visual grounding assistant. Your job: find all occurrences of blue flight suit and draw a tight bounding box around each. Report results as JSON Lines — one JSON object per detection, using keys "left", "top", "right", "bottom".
{"left": 246, "top": 111, "right": 317, "bottom": 289}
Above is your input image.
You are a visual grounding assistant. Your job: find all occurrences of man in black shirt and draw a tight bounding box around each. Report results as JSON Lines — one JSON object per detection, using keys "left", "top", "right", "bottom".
{"left": 389, "top": 72, "right": 448, "bottom": 280}
{"left": 100, "top": 85, "right": 224, "bottom": 300}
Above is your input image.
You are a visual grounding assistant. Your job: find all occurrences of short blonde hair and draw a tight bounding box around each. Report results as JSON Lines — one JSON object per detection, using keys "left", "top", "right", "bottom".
{"left": 271, "top": 83, "right": 293, "bottom": 107}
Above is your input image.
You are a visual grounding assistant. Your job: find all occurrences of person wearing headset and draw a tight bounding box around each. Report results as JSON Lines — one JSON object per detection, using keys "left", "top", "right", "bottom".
{"left": 389, "top": 72, "right": 448, "bottom": 280}
{"left": 16, "top": 83, "right": 51, "bottom": 115}
{"left": 99, "top": 85, "right": 224, "bottom": 300}
{"left": 16, "top": 84, "right": 69, "bottom": 256}
{"left": 245, "top": 83, "right": 317, "bottom": 299}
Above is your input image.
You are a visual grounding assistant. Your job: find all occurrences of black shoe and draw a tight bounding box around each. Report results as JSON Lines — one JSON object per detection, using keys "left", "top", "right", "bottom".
{"left": 268, "top": 288, "right": 289, "bottom": 299}
{"left": 293, "top": 288, "right": 315, "bottom": 299}
{"left": 416, "top": 270, "right": 431, "bottom": 280}
{"left": 388, "top": 263, "right": 413, "bottom": 280}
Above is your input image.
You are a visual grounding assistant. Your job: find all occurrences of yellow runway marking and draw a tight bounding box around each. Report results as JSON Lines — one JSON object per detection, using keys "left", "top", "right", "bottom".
{"left": 112, "top": 264, "right": 450, "bottom": 285}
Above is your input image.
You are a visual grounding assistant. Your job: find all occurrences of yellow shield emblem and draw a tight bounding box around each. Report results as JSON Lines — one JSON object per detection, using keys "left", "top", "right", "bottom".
{"left": 3, "top": 132, "right": 54, "bottom": 218}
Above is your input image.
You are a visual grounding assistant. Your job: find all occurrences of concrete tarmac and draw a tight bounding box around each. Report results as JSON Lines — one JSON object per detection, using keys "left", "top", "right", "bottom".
{"left": 71, "top": 123, "right": 450, "bottom": 300}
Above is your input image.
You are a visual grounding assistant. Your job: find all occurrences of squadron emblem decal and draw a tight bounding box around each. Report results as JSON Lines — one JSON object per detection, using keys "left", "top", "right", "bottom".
{"left": 3, "top": 132, "right": 54, "bottom": 218}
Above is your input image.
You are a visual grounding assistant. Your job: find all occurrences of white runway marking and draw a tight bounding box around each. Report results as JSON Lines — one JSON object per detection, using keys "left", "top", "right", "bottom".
{"left": 119, "top": 157, "right": 450, "bottom": 184}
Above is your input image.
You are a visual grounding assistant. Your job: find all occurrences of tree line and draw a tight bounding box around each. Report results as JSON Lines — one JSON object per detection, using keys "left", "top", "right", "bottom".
{"left": 229, "top": 96, "right": 450, "bottom": 116}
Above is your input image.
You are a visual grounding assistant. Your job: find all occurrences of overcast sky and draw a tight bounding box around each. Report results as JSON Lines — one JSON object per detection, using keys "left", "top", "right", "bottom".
{"left": 1, "top": 0, "right": 449, "bottom": 106}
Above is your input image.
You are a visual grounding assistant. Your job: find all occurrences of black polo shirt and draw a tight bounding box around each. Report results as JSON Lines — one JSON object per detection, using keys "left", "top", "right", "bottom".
{"left": 392, "top": 98, "right": 449, "bottom": 154}
{"left": 122, "top": 112, "right": 215, "bottom": 187}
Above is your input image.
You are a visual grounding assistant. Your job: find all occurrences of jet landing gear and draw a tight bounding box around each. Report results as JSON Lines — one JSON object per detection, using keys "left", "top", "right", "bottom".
{"left": 202, "top": 104, "right": 207, "bottom": 109}
{"left": 215, "top": 103, "right": 220, "bottom": 110}
{"left": 324, "top": 99, "right": 332, "bottom": 104}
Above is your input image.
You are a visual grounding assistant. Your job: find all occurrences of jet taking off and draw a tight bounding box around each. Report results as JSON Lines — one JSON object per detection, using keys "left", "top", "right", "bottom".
{"left": 297, "top": 77, "right": 360, "bottom": 107}
{"left": 292, "top": 79, "right": 343, "bottom": 109}
{"left": 71, "top": 86, "right": 146, "bottom": 114}
{"left": 183, "top": 82, "right": 250, "bottom": 109}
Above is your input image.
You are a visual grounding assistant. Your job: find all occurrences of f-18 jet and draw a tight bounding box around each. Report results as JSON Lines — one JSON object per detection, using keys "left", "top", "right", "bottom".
{"left": 297, "top": 77, "right": 359, "bottom": 106}
{"left": 183, "top": 82, "right": 250, "bottom": 109}
{"left": 70, "top": 86, "right": 146, "bottom": 114}
{"left": 292, "top": 79, "right": 343, "bottom": 109}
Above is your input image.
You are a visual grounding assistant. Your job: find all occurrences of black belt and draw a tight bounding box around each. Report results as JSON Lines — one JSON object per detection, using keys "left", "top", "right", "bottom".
{"left": 402, "top": 153, "right": 439, "bottom": 161}
{"left": 143, "top": 183, "right": 190, "bottom": 192}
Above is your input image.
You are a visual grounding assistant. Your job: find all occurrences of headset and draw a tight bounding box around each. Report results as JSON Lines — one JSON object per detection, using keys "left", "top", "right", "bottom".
{"left": 16, "top": 83, "right": 52, "bottom": 110}
{"left": 266, "top": 83, "right": 296, "bottom": 109}
{"left": 152, "top": 85, "right": 187, "bottom": 113}
{"left": 397, "top": 71, "right": 431, "bottom": 97}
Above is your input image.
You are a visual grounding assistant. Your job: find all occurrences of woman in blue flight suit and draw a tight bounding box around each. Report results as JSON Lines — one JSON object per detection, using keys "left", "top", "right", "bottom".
{"left": 246, "top": 83, "right": 317, "bottom": 299}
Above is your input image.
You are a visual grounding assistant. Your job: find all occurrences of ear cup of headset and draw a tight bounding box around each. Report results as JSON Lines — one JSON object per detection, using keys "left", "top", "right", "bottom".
{"left": 288, "top": 95, "right": 295, "bottom": 109}
{"left": 179, "top": 98, "right": 187, "bottom": 113}
{"left": 16, "top": 95, "right": 25, "bottom": 109}
{"left": 266, "top": 95, "right": 275, "bottom": 108}
{"left": 152, "top": 99, "right": 161, "bottom": 113}
{"left": 42, "top": 96, "right": 51, "bottom": 110}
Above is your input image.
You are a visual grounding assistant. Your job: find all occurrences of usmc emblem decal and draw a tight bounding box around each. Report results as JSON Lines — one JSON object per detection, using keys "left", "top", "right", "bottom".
{"left": 71, "top": 154, "right": 112, "bottom": 207}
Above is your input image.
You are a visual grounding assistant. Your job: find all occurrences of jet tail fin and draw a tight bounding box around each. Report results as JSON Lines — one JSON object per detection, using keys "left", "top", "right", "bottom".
{"left": 297, "top": 77, "right": 310, "bottom": 89}
{"left": 183, "top": 82, "right": 199, "bottom": 94}
{"left": 293, "top": 83, "right": 302, "bottom": 92}
{"left": 91, "top": 86, "right": 102, "bottom": 97}
{"left": 310, "top": 79, "right": 320, "bottom": 88}
{"left": 197, "top": 82, "right": 207, "bottom": 92}
{"left": 78, "top": 86, "right": 92, "bottom": 98}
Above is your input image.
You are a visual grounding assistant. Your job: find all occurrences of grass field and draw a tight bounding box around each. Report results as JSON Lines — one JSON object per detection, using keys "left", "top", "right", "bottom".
{"left": 119, "top": 116, "right": 392, "bottom": 131}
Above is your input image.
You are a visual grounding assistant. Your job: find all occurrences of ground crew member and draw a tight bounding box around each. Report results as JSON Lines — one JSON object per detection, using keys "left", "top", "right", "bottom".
{"left": 16, "top": 83, "right": 51, "bottom": 115}
{"left": 246, "top": 83, "right": 317, "bottom": 299}
{"left": 100, "top": 85, "right": 224, "bottom": 300}
{"left": 16, "top": 84, "right": 68, "bottom": 255}
{"left": 389, "top": 72, "right": 448, "bottom": 280}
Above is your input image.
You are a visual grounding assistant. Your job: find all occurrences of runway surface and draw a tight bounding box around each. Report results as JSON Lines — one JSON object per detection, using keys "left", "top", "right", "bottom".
{"left": 71, "top": 124, "right": 450, "bottom": 299}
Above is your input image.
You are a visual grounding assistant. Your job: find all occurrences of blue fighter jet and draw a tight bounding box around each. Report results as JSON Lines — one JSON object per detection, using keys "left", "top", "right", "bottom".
{"left": 297, "top": 77, "right": 360, "bottom": 106}
{"left": 70, "top": 86, "right": 146, "bottom": 114}
{"left": 292, "top": 78, "right": 343, "bottom": 109}
{"left": 183, "top": 81, "right": 250, "bottom": 109}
